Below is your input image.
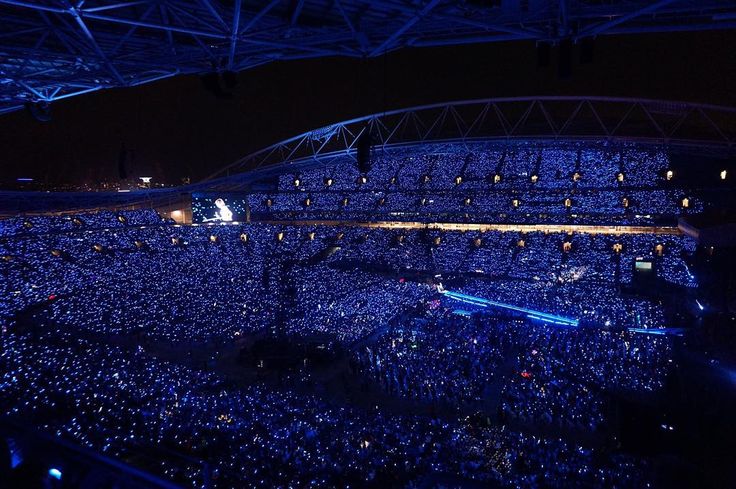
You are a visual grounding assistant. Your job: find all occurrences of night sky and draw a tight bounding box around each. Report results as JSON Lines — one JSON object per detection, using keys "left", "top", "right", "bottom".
{"left": 1, "top": 31, "right": 734, "bottom": 186}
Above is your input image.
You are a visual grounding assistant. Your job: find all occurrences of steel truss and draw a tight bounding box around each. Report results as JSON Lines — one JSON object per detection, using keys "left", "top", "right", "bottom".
{"left": 2, "top": 95, "right": 735, "bottom": 214}
{"left": 2, "top": 1, "right": 736, "bottom": 114}
{"left": 208, "top": 96, "right": 736, "bottom": 181}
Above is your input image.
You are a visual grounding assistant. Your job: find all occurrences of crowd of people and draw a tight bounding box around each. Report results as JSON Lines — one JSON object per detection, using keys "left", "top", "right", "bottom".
{"left": 1, "top": 220, "right": 697, "bottom": 344}
{"left": 354, "top": 309, "right": 672, "bottom": 434}
{"left": 1, "top": 323, "right": 656, "bottom": 488}
{"left": 247, "top": 142, "right": 711, "bottom": 224}
{"left": 0, "top": 209, "right": 167, "bottom": 238}
{"left": 0, "top": 156, "right": 700, "bottom": 487}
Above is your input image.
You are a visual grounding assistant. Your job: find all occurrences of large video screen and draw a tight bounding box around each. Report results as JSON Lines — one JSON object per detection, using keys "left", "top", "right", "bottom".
{"left": 192, "top": 193, "right": 248, "bottom": 223}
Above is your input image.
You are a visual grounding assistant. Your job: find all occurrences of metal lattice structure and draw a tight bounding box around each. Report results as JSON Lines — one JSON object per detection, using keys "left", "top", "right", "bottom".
{"left": 2, "top": 1, "right": 736, "bottom": 114}
{"left": 2, "top": 95, "right": 735, "bottom": 213}
{"left": 208, "top": 96, "right": 736, "bottom": 181}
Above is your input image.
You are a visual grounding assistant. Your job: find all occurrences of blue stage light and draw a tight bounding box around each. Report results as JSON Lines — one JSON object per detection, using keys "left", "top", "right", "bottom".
{"left": 443, "top": 290, "right": 580, "bottom": 327}
{"left": 49, "top": 468, "right": 62, "bottom": 480}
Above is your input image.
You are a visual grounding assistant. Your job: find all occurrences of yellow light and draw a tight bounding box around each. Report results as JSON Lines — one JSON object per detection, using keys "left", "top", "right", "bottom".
{"left": 666, "top": 170, "right": 674, "bottom": 181}
{"left": 721, "top": 169, "right": 728, "bottom": 180}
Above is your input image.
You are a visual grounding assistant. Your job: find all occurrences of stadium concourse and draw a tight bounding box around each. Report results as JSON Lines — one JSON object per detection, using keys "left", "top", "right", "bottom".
{"left": 2, "top": 135, "right": 735, "bottom": 489}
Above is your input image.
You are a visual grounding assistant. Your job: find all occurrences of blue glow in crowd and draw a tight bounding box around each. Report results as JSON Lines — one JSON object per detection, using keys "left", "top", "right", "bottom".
{"left": 247, "top": 141, "right": 709, "bottom": 225}
{"left": 0, "top": 140, "right": 709, "bottom": 488}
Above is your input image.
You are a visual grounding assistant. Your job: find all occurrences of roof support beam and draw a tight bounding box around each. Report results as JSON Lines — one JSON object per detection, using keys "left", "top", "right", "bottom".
{"left": 64, "top": 2, "right": 126, "bottom": 85}
{"left": 197, "top": 0, "right": 228, "bottom": 31}
{"left": 73, "top": 11, "right": 228, "bottom": 39}
{"left": 240, "top": 0, "right": 281, "bottom": 35}
{"left": 579, "top": 0, "right": 679, "bottom": 38}
{"left": 369, "top": 0, "right": 442, "bottom": 57}
{"left": 109, "top": 3, "right": 155, "bottom": 56}
{"left": 334, "top": 0, "right": 355, "bottom": 34}
{"left": 559, "top": 0, "right": 569, "bottom": 36}
{"left": 334, "top": 0, "right": 368, "bottom": 52}
{"left": 158, "top": 3, "right": 176, "bottom": 56}
{"left": 290, "top": 0, "right": 305, "bottom": 26}
{"left": 228, "top": 0, "right": 242, "bottom": 69}
{"left": 2, "top": 1, "right": 736, "bottom": 113}
{"left": 83, "top": 1, "right": 149, "bottom": 14}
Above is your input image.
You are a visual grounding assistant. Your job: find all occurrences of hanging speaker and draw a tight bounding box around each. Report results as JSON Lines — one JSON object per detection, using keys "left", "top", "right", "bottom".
{"left": 24, "top": 101, "right": 52, "bottom": 122}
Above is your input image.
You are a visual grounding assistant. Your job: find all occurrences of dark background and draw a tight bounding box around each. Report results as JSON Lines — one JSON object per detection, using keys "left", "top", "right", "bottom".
{"left": 1, "top": 31, "right": 734, "bottom": 185}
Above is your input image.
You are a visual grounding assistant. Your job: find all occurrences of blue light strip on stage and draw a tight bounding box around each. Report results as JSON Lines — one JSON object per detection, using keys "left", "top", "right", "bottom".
{"left": 627, "top": 328, "right": 667, "bottom": 335}
{"left": 443, "top": 290, "right": 580, "bottom": 327}
{"left": 443, "top": 290, "right": 684, "bottom": 336}
{"left": 627, "top": 327, "right": 686, "bottom": 336}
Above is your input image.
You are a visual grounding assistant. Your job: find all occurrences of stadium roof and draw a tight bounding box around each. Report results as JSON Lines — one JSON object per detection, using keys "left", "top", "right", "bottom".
{"left": 210, "top": 96, "right": 736, "bottom": 180}
{"left": 2, "top": 1, "right": 736, "bottom": 114}
{"left": 2, "top": 95, "right": 735, "bottom": 214}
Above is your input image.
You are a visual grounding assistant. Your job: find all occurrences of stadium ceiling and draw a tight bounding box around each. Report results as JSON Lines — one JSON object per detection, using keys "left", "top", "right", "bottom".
{"left": 209, "top": 96, "right": 736, "bottom": 181}
{"left": 2, "top": 1, "right": 736, "bottom": 115}
{"left": 2, "top": 95, "right": 735, "bottom": 213}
